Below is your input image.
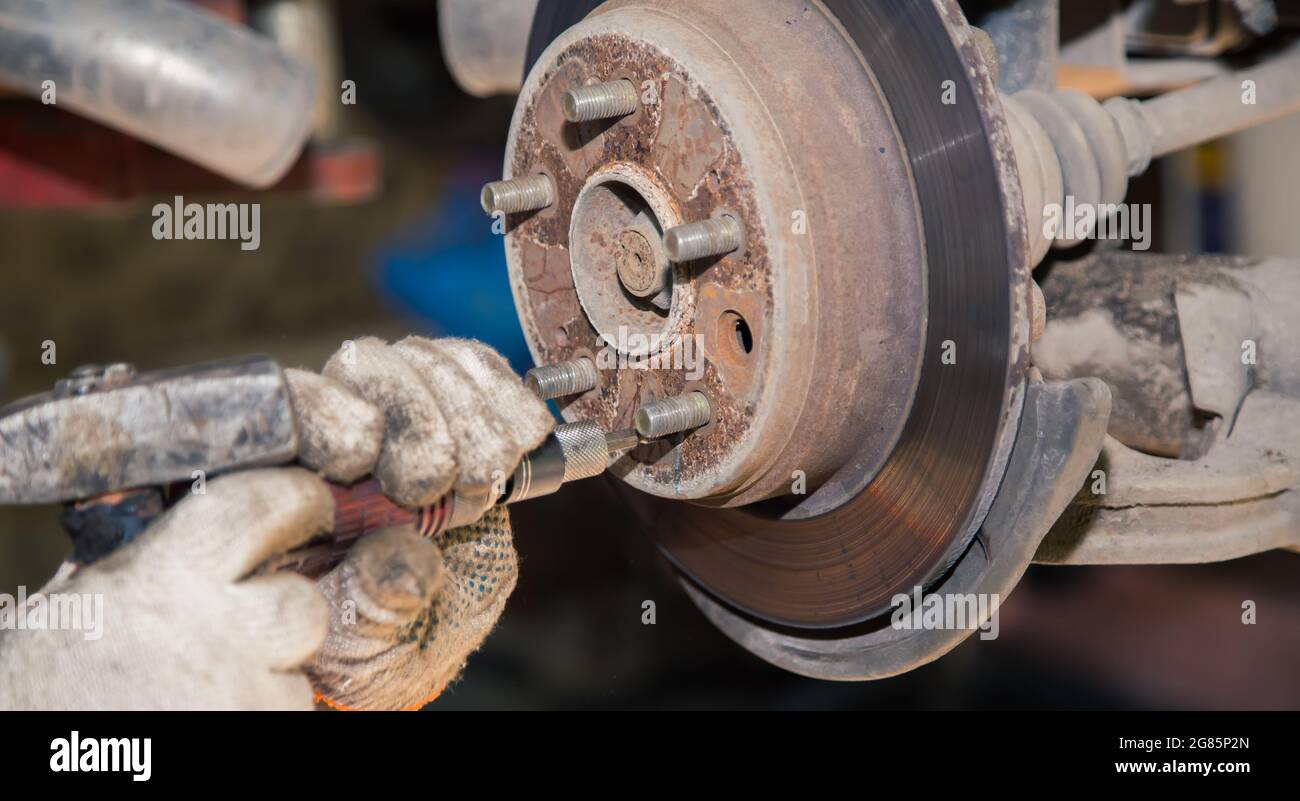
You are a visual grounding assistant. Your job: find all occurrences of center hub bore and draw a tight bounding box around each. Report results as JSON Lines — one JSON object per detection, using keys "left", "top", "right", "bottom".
{"left": 503, "top": 0, "right": 927, "bottom": 507}
{"left": 568, "top": 164, "right": 680, "bottom": 355}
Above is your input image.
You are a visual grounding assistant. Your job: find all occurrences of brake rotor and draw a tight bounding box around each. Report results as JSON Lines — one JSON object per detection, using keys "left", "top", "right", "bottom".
{"left": 510, "top": 0, "right": 1029, "bottom": 630}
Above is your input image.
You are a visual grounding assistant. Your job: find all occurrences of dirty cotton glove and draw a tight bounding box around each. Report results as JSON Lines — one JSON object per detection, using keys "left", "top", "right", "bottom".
{"left": 284, "top": 336, "right": 554, "bottom": 506}
{"left": 0, "top": 469, "right": 332, "bottom": 711}
{"left": 283, "top": 336, "right": 551, "bottom": 710}
{"left": 306, "top": 509, "right": 517, "bottom": 710}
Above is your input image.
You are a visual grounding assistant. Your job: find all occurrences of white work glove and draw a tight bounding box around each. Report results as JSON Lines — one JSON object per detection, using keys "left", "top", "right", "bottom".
{"left": 0, "top": 469, "right": 332, "bottom": 711}
{"left": 284, "top": 336, "right": 553, "bottom": 710}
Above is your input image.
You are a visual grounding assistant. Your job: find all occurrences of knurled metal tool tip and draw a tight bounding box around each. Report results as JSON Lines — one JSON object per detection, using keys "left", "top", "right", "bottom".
{"left": 481, "top": 173, "right": 554, "bottom": 215}
{"left": 663, "top": 216, "right": 745, "bottom": 262}
{"left": 552, "top": 420, "right": 612, "bottom": 483}
{"left": 525, "top": 358, "right": 599, "bottom": 400}
{"left": 562, "top": 79, "right": 639, "bottom": 123}
{"left": 634, "top": 392, "right": 713, "bottom": 439}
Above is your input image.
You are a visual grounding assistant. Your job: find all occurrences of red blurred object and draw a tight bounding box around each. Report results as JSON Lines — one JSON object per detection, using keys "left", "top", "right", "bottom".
{"left": 0, "top": 101, "right": 379, "bottom": 209}
{"left": 191, "top": 0, "right": 246, "bottom": 23}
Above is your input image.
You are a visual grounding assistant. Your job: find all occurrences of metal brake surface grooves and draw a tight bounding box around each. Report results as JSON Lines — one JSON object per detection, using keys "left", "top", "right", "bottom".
{"left": 529, "top": 0, "right": 1015, "bottom": 629}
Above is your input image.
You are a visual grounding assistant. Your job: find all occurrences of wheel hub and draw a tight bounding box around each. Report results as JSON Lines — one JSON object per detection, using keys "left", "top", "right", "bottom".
{"left": 505, "top": 0, "right": 927, "bottom": 509}
{"left": 506, "top": 0, "right": 1029, "bottom": 632}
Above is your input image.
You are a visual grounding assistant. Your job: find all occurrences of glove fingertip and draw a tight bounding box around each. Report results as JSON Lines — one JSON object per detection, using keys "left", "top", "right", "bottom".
{"left": 341, "top": 526, "right": 445, "bottom": 620}
{"left": 375, "top": 454, "right": 456, "bottom": 508}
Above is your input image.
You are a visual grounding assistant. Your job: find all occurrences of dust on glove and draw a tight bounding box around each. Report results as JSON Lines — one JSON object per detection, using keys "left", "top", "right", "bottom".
{"left": 284, "top": 336, "right": 551, "bottom": 709}
{"left": 0, "top": 469, "right": 332, "bottom": 710}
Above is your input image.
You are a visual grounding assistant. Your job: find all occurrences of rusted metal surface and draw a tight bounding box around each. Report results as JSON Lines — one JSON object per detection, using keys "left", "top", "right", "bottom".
{"left": 510, "top": 0, "right": 1028, "bottom": 629}
{"left": 614, "top": 229, "right": 662, "bottom": 297}
{"left": 566, "top": 163, "right": 682, "bottom": 344}
{"left": 504, "top": 0, "right": 927, "bottom": 507}
{"left": 685, "top": 378, "right": 1110, "bottom": 679}
{"left": 507, "top": 24, "right": 769, "bottom": 502}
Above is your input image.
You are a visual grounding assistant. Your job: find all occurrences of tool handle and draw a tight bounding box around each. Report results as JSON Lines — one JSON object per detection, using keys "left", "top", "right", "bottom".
{"left": 258, "top": 480, "right": 454, "bottom": 577}
{"left": 59, "top": 421, "right": 620, "bottom": 574}
{"left": 251, "top": 419, "right": 616, "bottom": 575}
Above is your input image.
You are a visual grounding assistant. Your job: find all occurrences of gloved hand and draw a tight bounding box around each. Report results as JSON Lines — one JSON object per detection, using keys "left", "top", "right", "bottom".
{"left": 284, "top": 336, "right": 553, "bottom": 710}
{"left": 0, "top": 469, "right": 332, "bottom": 710}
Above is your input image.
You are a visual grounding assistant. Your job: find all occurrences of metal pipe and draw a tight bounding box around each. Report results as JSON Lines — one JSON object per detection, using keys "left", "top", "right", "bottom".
{"left": 0, "top": 0, "right": 317, "bottom": 188}
{"left": 1005, "top": 43, "right": 1300, "bottom": 267}
{"left": 1139, "top": 45, "right": 1300, "bottom": 159}
{"left": 437, "top": 0, "right": 539, "bottom": 97}
{"left": 250, "top": 0, "right": 342, "bottom": 140}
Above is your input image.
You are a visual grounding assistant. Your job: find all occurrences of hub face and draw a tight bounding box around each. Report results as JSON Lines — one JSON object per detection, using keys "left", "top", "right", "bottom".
{"left": 504, "top": 0, "right": 928, "bottom": 505}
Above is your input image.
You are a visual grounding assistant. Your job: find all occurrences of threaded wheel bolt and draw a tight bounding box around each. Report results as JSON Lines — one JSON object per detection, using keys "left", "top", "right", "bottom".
{"left": 663, "top": 216, "right": 744, "bottom": 262}
{"left": 562, "top": 79, "right": 639, "bottom": 123}
{"left": 525, "top": 358, "right": 599, "bottom": 400}
{"left": 634, "top": 392, "right": 712, "bottom": 439}
{"left": 481, "top": 174, "right": 555, "bottom": 215}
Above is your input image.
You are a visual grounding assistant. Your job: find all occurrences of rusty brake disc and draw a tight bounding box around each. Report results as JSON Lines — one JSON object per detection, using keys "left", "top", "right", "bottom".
{"left": 517, "top": 0, "right": 1028, "bottom": 630}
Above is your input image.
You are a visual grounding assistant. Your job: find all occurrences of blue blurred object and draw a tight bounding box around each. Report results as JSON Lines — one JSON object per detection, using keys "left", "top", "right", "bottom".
{"left": 373, "top": 155, "right": 536, "bottom": 373}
